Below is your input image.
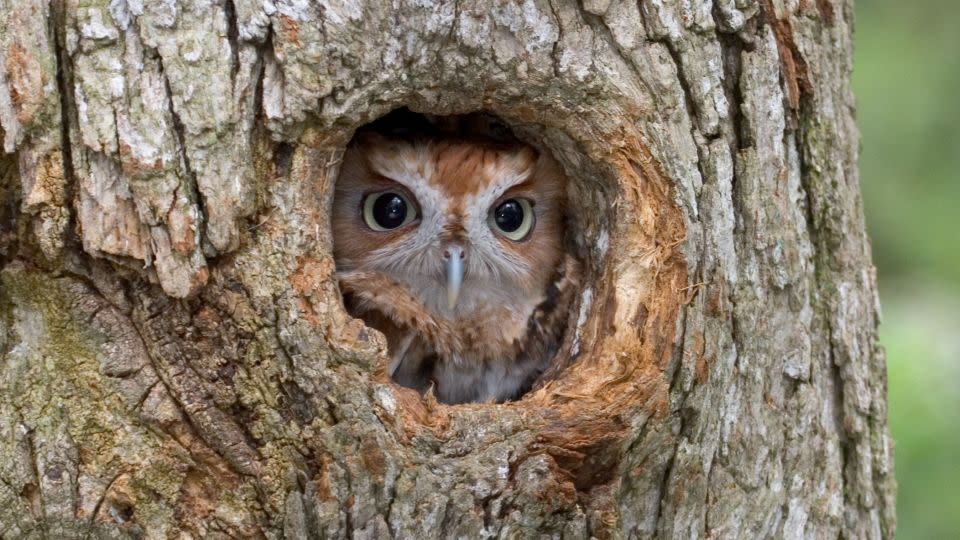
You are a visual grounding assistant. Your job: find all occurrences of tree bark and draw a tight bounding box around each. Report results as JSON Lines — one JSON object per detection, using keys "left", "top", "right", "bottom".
{"left": 0, "top": 0, "right": 895, "bottom": 538}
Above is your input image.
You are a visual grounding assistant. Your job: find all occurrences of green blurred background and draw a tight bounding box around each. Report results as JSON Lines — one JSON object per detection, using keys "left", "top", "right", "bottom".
{"left": 854, "top": 0, "right": 960, "bottom": 537}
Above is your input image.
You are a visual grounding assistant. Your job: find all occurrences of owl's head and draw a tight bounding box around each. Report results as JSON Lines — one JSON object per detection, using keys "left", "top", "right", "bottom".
{"left": 332, "top": 132, "right": 566, "bottom": 319}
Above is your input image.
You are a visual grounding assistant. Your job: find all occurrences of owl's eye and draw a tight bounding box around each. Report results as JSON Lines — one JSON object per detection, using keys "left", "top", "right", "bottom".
{"left": 362, "top": 191, "right": 418, "bottom": 231}
{"left": 488, "top": 198, "right": 535, "bottom": 241}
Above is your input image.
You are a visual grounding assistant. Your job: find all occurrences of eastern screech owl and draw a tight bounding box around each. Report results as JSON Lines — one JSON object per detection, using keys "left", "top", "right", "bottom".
{"left": 332, "top": 129, "right": 579, "bottom": 404}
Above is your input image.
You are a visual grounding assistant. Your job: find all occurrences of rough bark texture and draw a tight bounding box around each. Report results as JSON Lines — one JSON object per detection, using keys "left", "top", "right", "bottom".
{"left": 0, "top": 0, "right": 895, "bottom": 538}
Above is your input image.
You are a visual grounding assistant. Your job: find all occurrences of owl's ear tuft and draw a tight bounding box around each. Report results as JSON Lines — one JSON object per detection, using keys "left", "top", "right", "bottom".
{"left": 514, "top": 145, "right": 539, "bottom": 164}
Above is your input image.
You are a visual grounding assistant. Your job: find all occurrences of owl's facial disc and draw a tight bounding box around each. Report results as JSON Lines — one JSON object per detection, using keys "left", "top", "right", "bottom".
{"left": 443, "top": 244, "right": 465, "bottom": 309}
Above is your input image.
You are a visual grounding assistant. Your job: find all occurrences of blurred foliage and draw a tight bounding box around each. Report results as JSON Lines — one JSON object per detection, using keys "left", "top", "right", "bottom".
{"left": 854, "top": 0, "right": 960, "bottom": 538}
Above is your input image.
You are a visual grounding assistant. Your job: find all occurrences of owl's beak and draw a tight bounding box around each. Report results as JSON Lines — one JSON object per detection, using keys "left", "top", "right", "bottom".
{"left": 444, "top": 245, "right": 465, "bottom": 309}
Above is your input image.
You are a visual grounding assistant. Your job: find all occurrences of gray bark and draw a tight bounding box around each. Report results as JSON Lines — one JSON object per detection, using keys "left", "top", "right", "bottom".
{"left": 0, "top": 0, "right": 895, "bottom": 538}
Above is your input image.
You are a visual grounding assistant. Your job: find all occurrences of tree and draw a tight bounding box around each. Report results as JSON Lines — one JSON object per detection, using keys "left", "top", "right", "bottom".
{"left": 0, "top": 0, "right": 895, "bottom": 537}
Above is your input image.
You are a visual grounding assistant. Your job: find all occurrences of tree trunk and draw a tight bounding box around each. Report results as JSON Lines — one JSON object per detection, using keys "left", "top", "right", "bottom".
{"left": 0, "top": 0, "right": 895, "bottom": 538}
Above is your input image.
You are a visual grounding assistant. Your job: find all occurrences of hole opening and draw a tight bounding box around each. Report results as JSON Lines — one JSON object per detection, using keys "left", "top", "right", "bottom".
{"left": 331, "top": 108, "right": 602, "bottom": 405}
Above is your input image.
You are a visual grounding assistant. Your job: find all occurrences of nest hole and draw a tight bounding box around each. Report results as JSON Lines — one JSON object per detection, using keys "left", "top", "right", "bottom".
{"left": 331, "top": 108, "right": 615, "bottom": 406}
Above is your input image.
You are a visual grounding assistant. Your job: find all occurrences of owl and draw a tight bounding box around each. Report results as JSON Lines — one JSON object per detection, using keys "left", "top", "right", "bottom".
{"left": 332, "top": 128, "right": 579, "bottom": 404}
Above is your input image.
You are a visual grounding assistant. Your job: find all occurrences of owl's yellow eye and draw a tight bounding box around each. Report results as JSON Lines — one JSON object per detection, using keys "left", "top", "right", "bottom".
{"left": 363, "top": 191, "right": 418, "bottom": 231}
{"left": 488, "top": 198, "right": 534, "bottom": 241}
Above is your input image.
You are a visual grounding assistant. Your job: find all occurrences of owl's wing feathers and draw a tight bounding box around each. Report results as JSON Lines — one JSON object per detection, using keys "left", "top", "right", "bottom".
{"left": 336, "top": 269, "right": 464, "bottom": 357}
{"left": 337, "top": 269, "right": 459, "bottom": 396}
{"left": 510, "top": 254, "right": 582, "bottom": 393}
{"left": 336, "top": 254, "right": 582, "bottom": 403}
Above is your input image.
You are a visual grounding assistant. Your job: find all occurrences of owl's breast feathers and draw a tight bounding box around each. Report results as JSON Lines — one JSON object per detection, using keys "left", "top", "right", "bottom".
{"left": 337, "top": 254, "right": 581, "bottom": 403}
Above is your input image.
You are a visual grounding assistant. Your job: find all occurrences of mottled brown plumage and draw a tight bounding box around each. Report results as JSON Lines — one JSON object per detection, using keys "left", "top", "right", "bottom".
{"left": 332, "top": 130, "right": 578, "bottom": 404}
